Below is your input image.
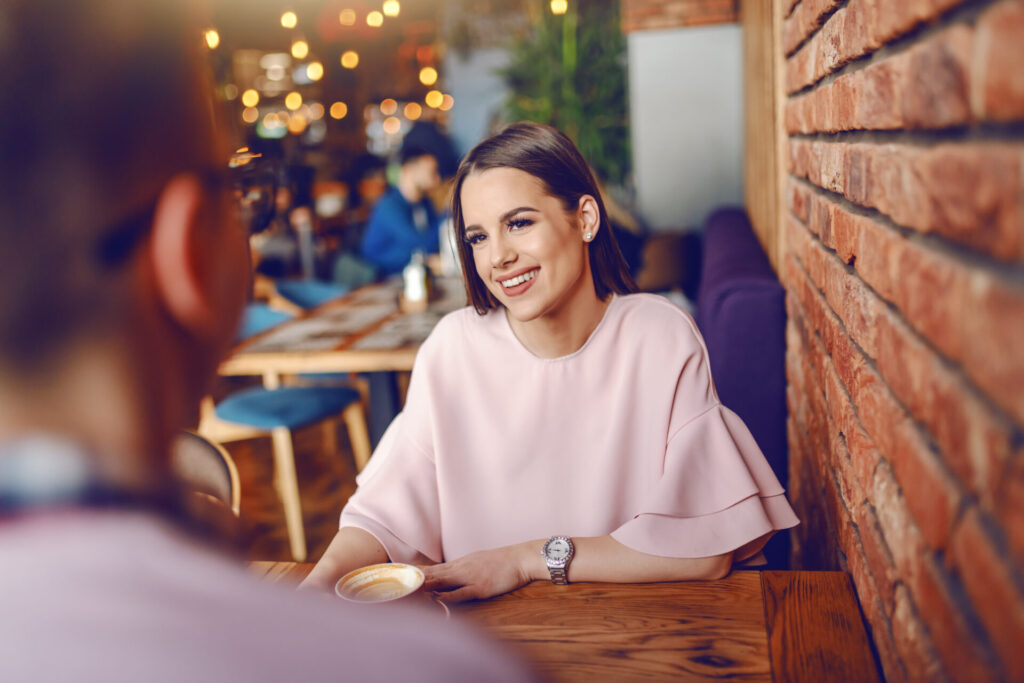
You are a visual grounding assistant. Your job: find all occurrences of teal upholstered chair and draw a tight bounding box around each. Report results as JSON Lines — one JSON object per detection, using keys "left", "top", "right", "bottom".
{"left": 200, "top": 302, "right": 372, "bottom": 561}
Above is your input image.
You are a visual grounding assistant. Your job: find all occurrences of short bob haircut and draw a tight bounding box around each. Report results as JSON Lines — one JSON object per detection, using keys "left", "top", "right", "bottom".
{"left": 451, "top": 122, "right": 637, "bottom": 314}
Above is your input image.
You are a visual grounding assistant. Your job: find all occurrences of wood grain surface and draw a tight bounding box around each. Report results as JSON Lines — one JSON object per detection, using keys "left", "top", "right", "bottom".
{"left": 761, "top": 571, "right": 882, "bottom": 682}
{"left": 251, "top": 563, "right": 880, "bottom": 682}
{"left": 457, "top": 575, "right": 772, "bottom": 681}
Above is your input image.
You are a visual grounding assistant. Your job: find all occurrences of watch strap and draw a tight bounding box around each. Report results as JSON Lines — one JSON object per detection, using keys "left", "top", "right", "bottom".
{"left": 548, "top": 565, "right": 569, "bottom": 585}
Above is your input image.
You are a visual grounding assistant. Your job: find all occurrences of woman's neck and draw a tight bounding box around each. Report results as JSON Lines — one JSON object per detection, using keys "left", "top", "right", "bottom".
{"left": 506, "top": 285, "right": 612, "bottom": 359}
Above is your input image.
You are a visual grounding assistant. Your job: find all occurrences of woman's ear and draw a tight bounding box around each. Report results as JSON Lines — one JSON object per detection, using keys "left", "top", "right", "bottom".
{"left": 578, "top": 194, "right": 600, "bottom": 243}
{"left": 147, "top": 173, "right": 220, "bottom": 339}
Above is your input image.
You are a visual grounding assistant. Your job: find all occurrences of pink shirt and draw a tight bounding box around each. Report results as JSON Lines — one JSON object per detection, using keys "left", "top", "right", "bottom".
{"left": 342, "top": 293, "right": 798, "bottom": 564}
{"left": 0, "top": 511, "right": 534, "bottom": 682}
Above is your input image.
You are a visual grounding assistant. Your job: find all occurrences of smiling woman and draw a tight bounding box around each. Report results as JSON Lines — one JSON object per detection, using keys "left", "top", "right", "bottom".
{"left": 303, "top": 123, "right": 798, "bottom": 603}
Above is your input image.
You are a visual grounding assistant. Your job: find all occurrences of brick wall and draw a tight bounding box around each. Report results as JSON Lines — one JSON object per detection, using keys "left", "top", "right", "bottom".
{"left": 781, "top": 0, "right": 1024, "bottom": 680}
{"left": 621, "top": 0, "right": 738, "bottom": 33}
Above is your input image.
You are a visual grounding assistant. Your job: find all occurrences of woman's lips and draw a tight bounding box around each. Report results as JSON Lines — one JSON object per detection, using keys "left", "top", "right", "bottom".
{"left": 498, "top": 268, "right": 538, "bottom": 297}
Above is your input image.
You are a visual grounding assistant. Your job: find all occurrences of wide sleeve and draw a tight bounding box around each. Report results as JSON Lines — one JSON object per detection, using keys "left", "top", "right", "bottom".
{"left": 611, "top": 403, "right": 799, "bottom": 561}
{"left": 338, "top": 330, "right": 446, "bottom": 564}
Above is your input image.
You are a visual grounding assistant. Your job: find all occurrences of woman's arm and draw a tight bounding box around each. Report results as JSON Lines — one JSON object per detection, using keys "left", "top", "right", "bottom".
{"left": 300, "top": 527, "right": 389, "bottom": 591}
{"left": 421, "top": 535, "right": 733, "bottom": 603}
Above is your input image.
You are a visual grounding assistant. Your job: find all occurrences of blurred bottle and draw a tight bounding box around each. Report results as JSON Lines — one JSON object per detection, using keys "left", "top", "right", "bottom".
{"left": 401, "top": 250, "right": 429, "bottom": 312}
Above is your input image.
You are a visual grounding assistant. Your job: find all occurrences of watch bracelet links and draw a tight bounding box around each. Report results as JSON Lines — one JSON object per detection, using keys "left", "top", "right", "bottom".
{"left": 549, "top": 566, "right": 569, "bottom": 585}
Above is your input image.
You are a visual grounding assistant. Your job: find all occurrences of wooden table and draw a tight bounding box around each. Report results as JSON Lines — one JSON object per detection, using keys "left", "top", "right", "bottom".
{"left": 221, "top": 277, "right": 466, "bottom": 442}
{"left": 221, "top": 277, "right": 466, "bottom": 379}
{"left": 251, "top": 562, "right": 881, "bottom": 682}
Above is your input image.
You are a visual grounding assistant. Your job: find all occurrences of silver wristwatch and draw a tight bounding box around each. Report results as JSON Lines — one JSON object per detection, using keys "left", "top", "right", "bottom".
{"left": 542, "top": 536, "right": 575, "bottom": 584}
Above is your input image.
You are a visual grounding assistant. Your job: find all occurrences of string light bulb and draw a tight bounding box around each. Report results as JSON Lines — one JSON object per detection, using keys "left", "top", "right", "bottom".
{"left": 306, "top": 61, "right": 324, "bottom": 81}
{"left": 383, "top": 0, "right": 401, "bottom": 17}
{"left": 424, "top": 90, "right": 443, "bottom": 108}
{"left": 380, "top": 98, "right": 398, "bottom": 115}
{"left": 550, "top": 0, "right": 568, "bottom": 15}
{"left": 291, "top": 40, "right": 309, "bottom": 60}
{"left": 281, "top": 11, "right": 298, "bottom": 28}
{"left": 285, "top": 92, "right": 303, "bottom": 111}
{"left": 329, "top": 102, "right": 348, "bottom": 119}
{"left": 339, "top": 9, "right": 356, "bottom": 25}
{"left": 366, "top": 10, "right": 383, "bottom": 27}
{"left": 204, "top": 29, "right": 220, "bottom": 49}
{"left": 241, "top": 89, "right": 260, "bottom": 108}
{"left": 418, "top": 66, "right": 438, "bottom": 86}
{"left": 340, "top": 50, "right": 359, "bottom": 69}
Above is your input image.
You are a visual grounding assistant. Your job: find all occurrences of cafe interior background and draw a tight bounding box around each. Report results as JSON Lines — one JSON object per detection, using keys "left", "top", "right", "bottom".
{"left": 200, "top": 0, "right": 1023, "bottom": 679}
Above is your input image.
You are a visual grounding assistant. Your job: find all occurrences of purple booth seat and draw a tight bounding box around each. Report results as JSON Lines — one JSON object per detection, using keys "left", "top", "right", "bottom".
{"left": 695, "top": 207, "right": 789, "bottom": 569}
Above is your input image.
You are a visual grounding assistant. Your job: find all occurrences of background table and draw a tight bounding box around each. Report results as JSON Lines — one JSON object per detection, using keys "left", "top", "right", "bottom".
{"left": 251, "top": 562, "right": 881, "bottom": 682}
{"left": 222, "top": 277, "right": 465, "bottom": 443}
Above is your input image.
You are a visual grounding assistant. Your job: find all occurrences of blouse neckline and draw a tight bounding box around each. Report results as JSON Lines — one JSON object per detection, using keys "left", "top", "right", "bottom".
{"left": 498, "top": 294, "right": 620, "bottom": 363}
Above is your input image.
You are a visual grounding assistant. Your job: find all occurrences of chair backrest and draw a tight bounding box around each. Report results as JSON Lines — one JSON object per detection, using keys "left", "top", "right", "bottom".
{"left": 170, "top": 430, "right": 241, "bottom": 515}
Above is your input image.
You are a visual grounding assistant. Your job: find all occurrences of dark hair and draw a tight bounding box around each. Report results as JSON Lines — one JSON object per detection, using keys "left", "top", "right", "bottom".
{"left": 0, "top": 0, "right": 214, "bottom": 369}
{"left": 399, "top": 144, "right": 436, "bottom": 166}
{"left": 451, "top": 122, "right": 637, "bottom": 314}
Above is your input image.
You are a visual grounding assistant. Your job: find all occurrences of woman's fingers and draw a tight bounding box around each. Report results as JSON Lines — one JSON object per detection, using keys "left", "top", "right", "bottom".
{"left": 435, "top": 585, "right": 482, "bottom": 604}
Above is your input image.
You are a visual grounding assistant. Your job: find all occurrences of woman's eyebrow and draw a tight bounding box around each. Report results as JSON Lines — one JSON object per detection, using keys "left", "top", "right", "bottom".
{"left": 466, "top": 206, "right": 537, "bottom": 233}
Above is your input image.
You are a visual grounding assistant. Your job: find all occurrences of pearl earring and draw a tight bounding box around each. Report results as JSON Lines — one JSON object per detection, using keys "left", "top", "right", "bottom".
{"left": 584, "top": 232, "right": 593, "bottom": 241}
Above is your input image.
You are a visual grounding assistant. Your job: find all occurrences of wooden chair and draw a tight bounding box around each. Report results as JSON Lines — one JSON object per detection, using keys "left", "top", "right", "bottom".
{"left": 197, "top": 385, "right": 371, "bottom": 562}
{"left": 170, "top": 429, "right": 241, "bottom": 516}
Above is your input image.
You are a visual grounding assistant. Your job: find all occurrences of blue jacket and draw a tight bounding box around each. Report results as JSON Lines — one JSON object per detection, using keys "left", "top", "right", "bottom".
{"left": 360, "top": 187, "right": 440, "bottom": 276}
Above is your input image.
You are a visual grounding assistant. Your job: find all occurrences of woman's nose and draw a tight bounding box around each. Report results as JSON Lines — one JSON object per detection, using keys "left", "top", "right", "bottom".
{"left": 490, "top": 236, "right": 516, "bottom": 268}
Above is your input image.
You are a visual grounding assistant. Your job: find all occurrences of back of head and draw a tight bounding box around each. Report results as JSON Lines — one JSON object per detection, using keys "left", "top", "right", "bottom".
{"left": 0, "top": 0, "right": 216, "bottom": 374}
{"left": 451, "top": 122, "right": 636, "bottom": 313}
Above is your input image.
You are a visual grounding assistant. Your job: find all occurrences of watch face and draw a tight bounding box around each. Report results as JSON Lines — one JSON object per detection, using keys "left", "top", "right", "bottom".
{"left": 545, "top": 538, "right": 571, "bottom": 562}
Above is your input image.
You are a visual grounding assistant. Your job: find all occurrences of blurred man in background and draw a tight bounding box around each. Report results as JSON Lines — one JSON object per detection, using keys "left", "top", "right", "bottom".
{"left": 360, "top": 145, "right": 443, "bottom": 276}
{"left": 0, "top": 2, "right": 531, "bottom": 680}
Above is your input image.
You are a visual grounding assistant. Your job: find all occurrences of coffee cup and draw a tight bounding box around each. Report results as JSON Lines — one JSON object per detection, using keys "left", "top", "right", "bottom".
{"left": 335, "top": 563, "right": 425, "bottom": 603}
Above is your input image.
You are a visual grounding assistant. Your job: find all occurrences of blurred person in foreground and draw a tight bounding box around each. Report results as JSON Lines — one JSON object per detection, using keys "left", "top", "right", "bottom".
{"left": 0, "top": 2, "right": 532, "bottom": 681}
{"left": 360, "top": 145, "right": 443, "bottom": 276}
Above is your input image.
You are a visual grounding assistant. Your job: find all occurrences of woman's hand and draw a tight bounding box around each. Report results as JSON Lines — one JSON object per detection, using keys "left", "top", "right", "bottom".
{"left": 421, "top": 543, "right": 537, "bottom": 603}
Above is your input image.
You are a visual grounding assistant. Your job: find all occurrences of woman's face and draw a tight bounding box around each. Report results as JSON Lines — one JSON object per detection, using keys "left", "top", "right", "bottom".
{"left": 460, "top": 167, "right": 597, "bottom": 325}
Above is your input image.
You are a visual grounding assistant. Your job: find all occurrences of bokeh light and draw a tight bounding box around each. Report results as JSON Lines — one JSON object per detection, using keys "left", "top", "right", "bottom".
{"left": 339, "top": 9, "right": 356, "bottom": 25}
{"left": 241, "top": 89, "right": 260, "bottom": 108}
{"left": 404, "top": 102, "right": 422, "bottom": 120}
{"left": 285, "top": 92, "right": 303, "bottom": 111}
{"left": 281, "top": 11, "right": 298, "bottom": 28}
{"left": 308, "top": 102, "right": 325, "bottom": 120}
{"left": 383, "top": 0, "right": 401, "bottom": 17}
{"left": 330, "top": 102, "right": 349, "bottom": 119}
{"left": 380, "top": 98, "right": 398, "bottom": 115}
{"left": 242, "top": 107, "right": 259, "bottom": 124}
{"left": 366, "top": 11, "right": 384, "bottom": 27}
{"left": 291, "top": 40, "right": 309, "bottom": 60}
{"left": 224, "top": 84, "right": 239, "bottom": 100}
{"left": 424, "top": 90, "right": 443, "bottom": 108}
{"left": 382, "top": 116, "right": 401, "bottom": 134}
{"left": 288, "top": 114, "right": 308, "bottom": 135}
{"left": 419, "top": 67, "right": 438, "bottom": 86}
{"left": 440, "top": 93, "right": 455, "bottom": 111}
{"left": 340, "top": 51, "right": 359, "bottom": 69}
{"left": 204, "top": 29, "right": 220, "bottom": 50}
{"left": 306, "top": 61, "right": 324, "bottom": 81}
{"left": 550, "top": 0, "right": 568, "bottom": 15}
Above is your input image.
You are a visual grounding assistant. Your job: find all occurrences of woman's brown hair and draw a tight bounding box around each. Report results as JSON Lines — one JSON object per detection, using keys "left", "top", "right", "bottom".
{"left": 451, "top": 122, "right": 637, "bottom": 314}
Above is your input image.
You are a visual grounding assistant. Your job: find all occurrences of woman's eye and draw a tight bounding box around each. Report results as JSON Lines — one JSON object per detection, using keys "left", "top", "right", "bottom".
{"left": 465, "top": 233, "right": 486, "bottom": 246}
{"left": 507, "top": 218, "right": 533, "bottom": 230}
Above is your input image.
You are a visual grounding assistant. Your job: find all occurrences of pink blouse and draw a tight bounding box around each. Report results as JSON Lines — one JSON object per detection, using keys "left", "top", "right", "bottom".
{"left": 341, "top": 293, "right": 798, "bottom": 564}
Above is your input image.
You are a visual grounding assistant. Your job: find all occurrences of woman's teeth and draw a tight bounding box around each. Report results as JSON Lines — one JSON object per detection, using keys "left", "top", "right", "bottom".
{"left": 501, "top": 270, "right": 536, "bottom": 287}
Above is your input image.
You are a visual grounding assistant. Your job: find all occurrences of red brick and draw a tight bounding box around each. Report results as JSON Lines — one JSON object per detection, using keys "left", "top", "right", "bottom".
{"left": 621, "top": 0, "right": 737, "bottom": 31}
{"left": 785, "top": 25, "right": 973, "bottom": 134}
{"left": 891, "top": 584, "right": 946, "bottom": 682}
{"left": 784, "top": 0, "right": 802, "bottom": 18}
{"left": 784, "top": 0, "right": 973, "bottom": 94}
{"left": 997, "top": 454, "right": 1024, "bottom": 569}
{"left": 792, "top": 190, "right": 1020, "bottom": 494}
{"left": 973, "top": 0, "right": 1024, "bottom": 121}
{"left": 950, "top": 508, "right": 1024, "bottom": 680}
{"left": 787, "top": 225, "right": 964, "bottom": 550}
{"left": 787, "top": 139, "right": 1024, "bottom": 262}
{"left": 783, "top": 0, "right": 842, "bottom": 56}
{"left": 908, "top": 553, "right": 1000, "bottom": 682}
